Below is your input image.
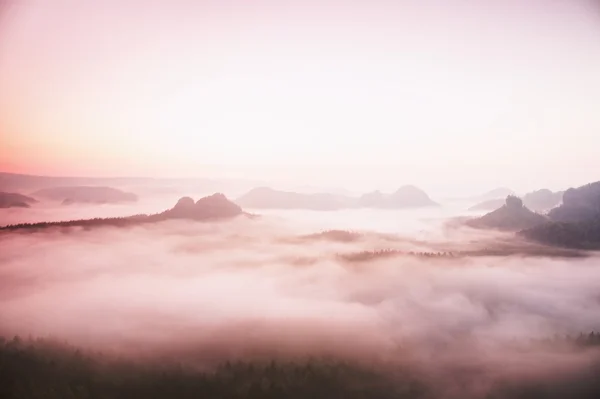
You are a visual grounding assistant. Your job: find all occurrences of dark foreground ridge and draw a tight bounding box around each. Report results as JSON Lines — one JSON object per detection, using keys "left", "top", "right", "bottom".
{"left": 0, "top": 194, "right": 247, "bottom": 231}
{"left": 520, "top": 218, "right": 600, "bottom": 250}
{"left": 2, "top": 335, "right": 600, "bottom": 399}
{"left": 0, "top": 337, "right": 412, "bottom": 399}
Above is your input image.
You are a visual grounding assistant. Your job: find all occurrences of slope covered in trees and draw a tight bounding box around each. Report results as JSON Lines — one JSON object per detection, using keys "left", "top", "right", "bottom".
{"left": 520, "top": 218, "right": 600, "bottom": 249}
{"left": 521, "top": 182, "right": 600, "bottom": 249}
{"left": 2, "top": 335, "right": 600, "bottom": 399}
{"left": 0, "top": 337, "right": 419, "bottom": 399}
{"left": 0, "top": 194, "right": 245, "bottom": 231}
{"left": 548, "top": 182, "right": 600, "bottom": 223}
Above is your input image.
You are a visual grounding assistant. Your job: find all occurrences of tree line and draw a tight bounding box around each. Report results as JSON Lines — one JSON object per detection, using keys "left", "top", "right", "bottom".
{"left": 2, "top": 334, "right": 600, "bottom": 399}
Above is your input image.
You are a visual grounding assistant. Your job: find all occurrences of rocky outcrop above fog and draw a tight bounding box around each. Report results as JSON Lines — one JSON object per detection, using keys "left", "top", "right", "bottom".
{"left": 359, "top": 186, "right": 438, "bottom": 208}
{"left": 467, "top": 196, "right": 548, "bottom": 231}
{"left": 470, "top": 189, "right": 563, "bottom": 212}
{"left": 163, "top": 194, "right": 243, "bottom": 220}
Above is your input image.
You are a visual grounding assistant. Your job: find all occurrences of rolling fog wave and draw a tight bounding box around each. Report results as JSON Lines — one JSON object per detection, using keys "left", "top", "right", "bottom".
{"left": 1, "top": 215, "right": 599, "bottom": 369}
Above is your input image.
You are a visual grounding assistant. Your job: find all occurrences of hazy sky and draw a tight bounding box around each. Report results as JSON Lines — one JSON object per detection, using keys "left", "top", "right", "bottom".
{"left": 1, "top": 0, "right": 599, "bottom": 195}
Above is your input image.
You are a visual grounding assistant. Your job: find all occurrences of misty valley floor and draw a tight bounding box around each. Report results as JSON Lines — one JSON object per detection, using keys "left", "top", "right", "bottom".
{"left": 2, "top": 210, "right": 600, "bottom": 398}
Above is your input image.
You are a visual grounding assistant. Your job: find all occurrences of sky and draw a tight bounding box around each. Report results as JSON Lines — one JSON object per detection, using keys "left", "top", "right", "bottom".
{"left": 1, "top": 0, "right": 599, "bottom": 195}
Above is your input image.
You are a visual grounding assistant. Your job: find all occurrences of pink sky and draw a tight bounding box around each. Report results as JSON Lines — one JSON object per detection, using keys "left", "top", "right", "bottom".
{"left": 1, "top": 0, "right": 599, "bottom": 194}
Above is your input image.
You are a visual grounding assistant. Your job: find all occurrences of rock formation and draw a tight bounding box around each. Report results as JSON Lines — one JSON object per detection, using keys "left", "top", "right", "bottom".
{"left": 467, "top": 195, "right": 547, "bottom": 231}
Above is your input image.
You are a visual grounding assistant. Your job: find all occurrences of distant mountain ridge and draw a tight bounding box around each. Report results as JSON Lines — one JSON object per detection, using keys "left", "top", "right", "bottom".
{"left": 479, "top": 187, "right": 515, "bottom": 201}
{"left": 0, "top": 192, "right": 38, "bottom": 208}
{"left": 468, "top": 198, "right": 505, "bottom": 212}
{"left": 0, "top": 172, "right": 263, "bottom": 198}
{"left": 235, "top": 187, "right": 354, "bottom": 211}
{"left": 359, "top": 185, "right": 438, "bottom": 208}
{"left": 0, "top": 193, "right": 246, "bottom": 231}
{"left": 236, "top": 185, "right": 438, "bottom": 210}
{"left": 32, "top": 186, "right": 138, "bottom": 204}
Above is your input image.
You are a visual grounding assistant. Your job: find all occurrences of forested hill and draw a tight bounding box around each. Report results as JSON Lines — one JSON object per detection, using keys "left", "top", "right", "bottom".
{"left": 0, "top": 194, "right": 246, "bottom": 231}
{"left": 521, "top": 181, "right": 600, "bottom": 249}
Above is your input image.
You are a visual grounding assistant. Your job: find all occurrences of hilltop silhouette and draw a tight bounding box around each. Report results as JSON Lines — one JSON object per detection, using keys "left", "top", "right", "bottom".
{"left": 0, "top": 193, "right": 245, "bottom": 231}
{"left": 359, "top": 185, "right": 438, "bottom": 209}
{"left": 236, "top": 185, "right": 438, "bottom": 210}
{"left": 357, "top": 190, "right": 386, "bottom": 207}
{"left": 33, "top": 186, "right": 138, "bottom": 204}
{"left": 467, "top": 195, "right": 548, "bottom": 231}
{"left": 468, "top": 181, "right": 600, "bottom": 249}
{"left": 469, "top": 189, "right": 563, "bottom": 212}
{"left": 0, "top": 192, "right": 37, "bottom": 208}
{"left": 235, "top": 187, "right": 353, "bottom": 210}
{"left": 164, "top": 193, "right": 243, "bottom": 220}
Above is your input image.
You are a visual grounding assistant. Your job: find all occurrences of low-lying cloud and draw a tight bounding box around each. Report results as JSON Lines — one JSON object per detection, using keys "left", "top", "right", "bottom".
{"left": 1, "top": 211, "right": 600, "bottom": 395}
